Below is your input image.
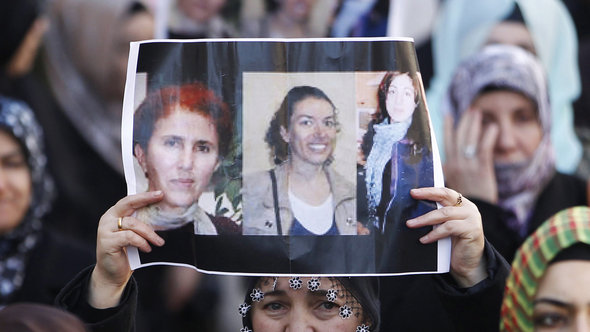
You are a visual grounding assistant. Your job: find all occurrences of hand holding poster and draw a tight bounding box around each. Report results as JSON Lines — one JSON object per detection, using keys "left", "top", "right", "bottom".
{"left": 121, "top": 38, "right": 449, "bottom": 275}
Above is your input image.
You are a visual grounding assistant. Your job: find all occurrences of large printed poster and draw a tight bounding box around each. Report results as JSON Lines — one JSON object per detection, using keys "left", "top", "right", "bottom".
{"left": 122, "top": 38, "right": 449, "bottom": 275}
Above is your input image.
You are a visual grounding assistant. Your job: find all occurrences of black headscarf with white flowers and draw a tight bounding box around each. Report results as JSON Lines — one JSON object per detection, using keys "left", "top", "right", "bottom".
{"left": 0, "top": 96, "right": 54, "bottom": 303}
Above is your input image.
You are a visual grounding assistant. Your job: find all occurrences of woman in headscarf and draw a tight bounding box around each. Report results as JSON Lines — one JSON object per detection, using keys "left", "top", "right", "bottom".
{"left": 41, "top": 0, "right": 154, "bottom": 243}
{"left": 428, "top": 0, "right": 581, "bottom": 174}
{"left": 500, "top": 206, "right": 590, "bottom": 331}
{"left": 0, "top": 96, "right": 92, "bottom": 305}
{"left": 443, "top": 44, "right": 588, "bottom": 263}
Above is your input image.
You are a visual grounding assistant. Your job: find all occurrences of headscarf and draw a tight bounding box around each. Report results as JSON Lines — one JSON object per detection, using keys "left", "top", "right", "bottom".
{"left": 0, "top": 96, "right": 54, "bottom": 304}
{"left": 43, "top": 0, "right": 149, "bottom": 174}
{"left": 443, "top": 44, "right": 555, "bottom": 235}
{"left": 0, "top": 302, "right": 87, "bottom": 332}
{"left": 240, "top": 276, "right": 380, "bottom": 332}
{"left": 500, "top": 206, "right": 590, "bottom": 331}
{"left": 428, "top": 0, "right": 581, "bottom": 173}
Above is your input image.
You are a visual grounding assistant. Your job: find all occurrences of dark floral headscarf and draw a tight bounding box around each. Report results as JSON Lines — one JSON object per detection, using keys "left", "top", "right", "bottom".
{"left": 0, "top": 96, "right": 55, "bottom": 303}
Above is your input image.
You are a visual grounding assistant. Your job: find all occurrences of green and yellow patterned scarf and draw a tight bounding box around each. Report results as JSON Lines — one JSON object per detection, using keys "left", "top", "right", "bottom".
{"left": 500, "top": 206, "right": 590, "bottom": 331}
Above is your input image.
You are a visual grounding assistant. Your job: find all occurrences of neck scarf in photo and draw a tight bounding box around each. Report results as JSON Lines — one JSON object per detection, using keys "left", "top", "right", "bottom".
{"left": 442, "top": 44, "right": 555, "bottom": 236}
{"left": 0, "top": 96, "right": 54, "bottom": 304}
{"left": 365, "top": 117, "right": 412, "bottom": 224}
{"left": 500, "top": 206, "right": 590, "bottom": 331}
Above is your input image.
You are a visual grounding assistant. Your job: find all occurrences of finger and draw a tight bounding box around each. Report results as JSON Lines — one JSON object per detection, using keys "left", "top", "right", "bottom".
{"left": 455, "top": 108, "right": 475, "bottom": 155}
{"left": 465, "top": 108, "right": 482, "bottom": 151}
{"left": 117, "top": 216, "right": 165, "bottom": 247}
{"left": 406, "top": 205, "right": 471, "bottom": 228}
{"left": 7, "top": 18, "right": 49, "bottom": 76}
{"left": 410, "top": 187, "right": 464, "bottom": 207}
{"left": 108, "top": 191, "right": 164, "bottom": 219}
{"left": 443, "top": 114, "right": 456, "bottom": 159}
{"left": 108, "top": 229, "right": 155, "bottom": 253}
{"left": 478, "top": 122, "right": 499, "bottom": 163}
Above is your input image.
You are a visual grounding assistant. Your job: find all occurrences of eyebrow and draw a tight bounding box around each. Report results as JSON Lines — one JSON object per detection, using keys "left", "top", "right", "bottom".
{"left": 533, "top": 298, "right": 574, "bottom": 310}
{"left": 0, "top": 149, "right": 24, "bottom": 161}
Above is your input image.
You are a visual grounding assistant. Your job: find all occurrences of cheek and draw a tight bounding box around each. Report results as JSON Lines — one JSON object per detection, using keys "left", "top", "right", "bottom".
{"left": 521, "top": 124, "right": 543, "bottom": 156}
{"left": 195, "top": 154, "right": 219, "bottom": 179}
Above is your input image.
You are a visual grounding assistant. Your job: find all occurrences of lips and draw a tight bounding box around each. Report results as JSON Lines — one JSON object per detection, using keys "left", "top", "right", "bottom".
{"left": 170, "top": 178, "right": 195, "bottom": 189}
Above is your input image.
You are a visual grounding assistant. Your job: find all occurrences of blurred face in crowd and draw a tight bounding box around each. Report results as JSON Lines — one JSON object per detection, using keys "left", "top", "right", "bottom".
{"left": 280, "top": 97, "right": 337, "bottom": 167}
{"left": 109, "top": 10, "right": 154, "bottom": 102}
{"left": 251, "top": 277, "right": 365, "bottom": 331}
{"left": 472, "top": 90, "right": 542, "bottom": 164}
{"left": 277, "top": 0, "right": 316, "bottom": 22}
{"left": 0, "top": 130, "right": 32, "bottom": 234}
{"left": 135, "top": 106, "right": 220, "bottom": 212}
{"left": 486, "top": 21, "right": 537, "bottom": 55}
{"left": 386, "top": 73, "right": 416, "bottom": 123}
{"left": 533, "top": 260, "right": 590, "bottom": 331}
{"left": 177, "top": 0, "right": 227, "bottom": 23}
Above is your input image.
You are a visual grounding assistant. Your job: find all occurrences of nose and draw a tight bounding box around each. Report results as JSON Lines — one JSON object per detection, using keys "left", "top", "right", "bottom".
{"left": 285, "top": 310, "right": 315, "bottom": 332}
{"left": 313, "top": 122, "right": 328, "bottom": 138}
{"left": 574, "top": 311, "right": 590, "bottom": 332}
{"left": 494, "top": 121, "right": 518, "bottom": 154}
{"left": 178, "top": 146, "right": 194, "bottom": 170}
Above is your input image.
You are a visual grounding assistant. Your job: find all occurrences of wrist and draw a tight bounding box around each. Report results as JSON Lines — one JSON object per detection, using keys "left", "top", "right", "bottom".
{"left": 88, "top": 267, "right": 130, "bottom": 309}
{"left": 450, "top": 255, "right": 488, "bottom": 288}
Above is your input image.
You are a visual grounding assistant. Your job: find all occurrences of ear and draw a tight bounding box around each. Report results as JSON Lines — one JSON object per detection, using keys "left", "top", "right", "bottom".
{"left": 134, "top": 144, "right": 148, "bottom": 176}
{"left": 279, "top": 125, "right": 290, "bottom": 144}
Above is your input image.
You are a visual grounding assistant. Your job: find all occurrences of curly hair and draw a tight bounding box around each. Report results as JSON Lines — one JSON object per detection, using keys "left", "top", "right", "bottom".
{"left": 133, "top": 82, "right": 233, "bottom": 158}
{"left": 265, "top": 85, "right": 337, "bottom": 165}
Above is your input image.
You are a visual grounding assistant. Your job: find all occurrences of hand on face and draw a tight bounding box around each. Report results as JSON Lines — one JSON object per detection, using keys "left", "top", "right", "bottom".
{"left": 407, "top": 187, "right": 486, "bottom": 287}
{"left": 90, "top": 191, "right": 165, "bottom": 309}
{"left": 443, "top": 108, "right": 499, "bottom": 203}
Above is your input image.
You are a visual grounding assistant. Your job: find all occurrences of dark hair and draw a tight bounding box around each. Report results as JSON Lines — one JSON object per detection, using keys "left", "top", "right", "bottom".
{"left": 373, "top": 71, "right": 420, "bottom": 124}
{"left": 361, "top": 71, "right": 430, "bottom": 163}
{"left": 265, "top": 85, "right": 337, "bottom": 164}
{"left": 133, "top": 82, "right": 233, "bottom": 157}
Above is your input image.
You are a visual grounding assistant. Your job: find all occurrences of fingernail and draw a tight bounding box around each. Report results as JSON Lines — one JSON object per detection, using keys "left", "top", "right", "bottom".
{"left": 419, "top": 235, "right": 428, "bottom": 243}
{"left": 406, "top": 219, "right": 416, "bottom": 226}
{"left": 157, "top": 237, "right": 165, "bottom": 246}
{"left": 153, "top": 190, "right": 163, "bottom": 196}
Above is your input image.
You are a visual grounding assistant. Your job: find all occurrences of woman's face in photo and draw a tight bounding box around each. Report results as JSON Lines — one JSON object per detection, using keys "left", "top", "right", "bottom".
{"left": 281, "top": 96, "right": 337, "bottom": 166}
{"left": 0, "top": 131, "right": 32, "bottom": 234}
{"left": 136, "top": 106, "right": 220, "bottom": 211}
{"left": 472, "top": 90, "right": 542, "bottom": 165}
{"left": 251, "top": 277, "right": 364, "bottom": 332}
{"left": 385, "top": 73, "right": 416, "bottom": 123}
{"left": 533, "top": 260, "right": 590, "bottom": 331}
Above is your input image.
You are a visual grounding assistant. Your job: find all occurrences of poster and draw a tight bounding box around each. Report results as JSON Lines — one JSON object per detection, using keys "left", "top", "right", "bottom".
{"left": 122, "top": 38, "right": 449, "bottom": 276}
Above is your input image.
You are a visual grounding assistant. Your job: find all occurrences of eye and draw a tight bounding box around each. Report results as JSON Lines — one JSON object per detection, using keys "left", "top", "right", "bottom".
{"left": 164, "top": 137, "right": 182, "bottom": 148}
{"left": 324, "top": 118, "right": 336, "bottom": 128}
{"left": 481, "top": 113, "right": 495, "bottom": 127}
{"left": 3, "top": 155, "right": 27, "bottom": 169}
{"left": 195, "top": 144, "right": 211, "bottom": 153}
{"left": 513, "top": 109, "right": 538, "bottom": 124}
{"left": 533, "top": 313, "right": 569, "bottom": 328}
{"left": 313, "top": 301, "right": 341, "bottom": 320}
{"left": 299, "top": 118, "right": 314, "bottom": 127}
{"left": 262, "top": 301, "right": 289, "bottom": 317}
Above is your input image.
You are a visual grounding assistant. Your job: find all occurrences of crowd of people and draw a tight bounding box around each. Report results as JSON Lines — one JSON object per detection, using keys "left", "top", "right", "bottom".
{"left": 2, "top": 0, "right": 590, "bottom": 331}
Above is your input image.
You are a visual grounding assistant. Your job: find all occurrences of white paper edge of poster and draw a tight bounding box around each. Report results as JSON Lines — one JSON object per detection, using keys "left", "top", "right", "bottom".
{"left": 123, "top": 38, "right": 451, "bottom": 275}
